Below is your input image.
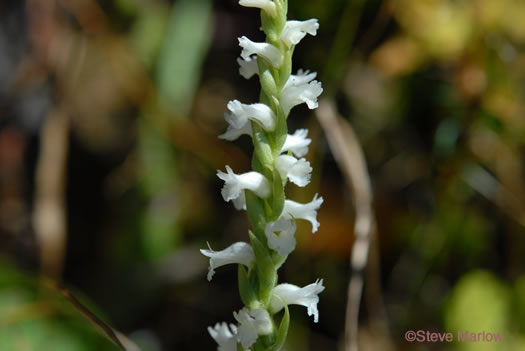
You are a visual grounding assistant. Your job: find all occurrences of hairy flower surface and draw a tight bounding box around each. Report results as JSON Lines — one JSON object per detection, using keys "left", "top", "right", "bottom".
{"left": 208, "top": 323, "right": 238, "bottom": 351}
{"left": 217, "top": 165, "right": 270, "bottom": 203}
{"left": 200, "top": 242, "right": 254, "bottom": 281}
{"left": 269, "top": 279, "right": 325, "bottom": 322}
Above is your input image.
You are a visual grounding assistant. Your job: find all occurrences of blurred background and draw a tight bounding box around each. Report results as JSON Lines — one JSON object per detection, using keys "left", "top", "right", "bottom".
{"left": 1, "top": 0, "right": 525, "bottom": 350}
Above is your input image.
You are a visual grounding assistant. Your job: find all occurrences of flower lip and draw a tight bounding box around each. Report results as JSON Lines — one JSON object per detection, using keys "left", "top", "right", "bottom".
{"left": 208, "top": 322, "right": 238, "bottom": 351}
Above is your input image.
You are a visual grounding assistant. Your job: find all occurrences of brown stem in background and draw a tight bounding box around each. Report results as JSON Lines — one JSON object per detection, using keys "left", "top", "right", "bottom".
{"left": 33, "top": 106, "right": 70, "bottom": 281}
{"left": 316, "top": 99, "right": 390, "bottom": 351}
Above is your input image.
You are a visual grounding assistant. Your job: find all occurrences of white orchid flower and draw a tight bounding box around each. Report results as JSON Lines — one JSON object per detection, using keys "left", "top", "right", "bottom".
{"left": 282, "top": 194, "right": 324, "bottom": 233}
{"left": 275, "top": 154, "right": 312, "bottom": 187}
{"left": 200, "top": 242, "right": 255, "bottom": 281}
{"left": 234, "top": 308, "right": 273, "bottom": 348}
{"left": 281, "top": 128, "right": 312, "bottom": 157}
{"left": 280, "top": 70, "right": 323, "bottom": 115}
{"left": 269, "top": 279, "right": 325, "bottom": 322}
{"left": 265, "top": 217, "right": 297, "bottom": 257}
{"left": 217, "top": 165, "right": 270, "bottom": 203}
{"left": 239, "top": 36, "right": 282, "bottom": 67}
{"left": 281, "top": 19, "right": 319, "bottom": 47}
{"left": 237, "top": 55, "right": 259, "bottom": 80}
{"left": 226, "top": 100, "right": 275, "bottom": 131}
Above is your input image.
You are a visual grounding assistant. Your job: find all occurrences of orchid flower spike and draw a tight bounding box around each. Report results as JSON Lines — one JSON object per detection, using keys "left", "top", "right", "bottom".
{"left": 281, "top": 19, "right": 319, "bottom": 47}
{"left": 208, "top": 323, "right": 238, "bottom": 351}
{"left": 280, "top": 70, "right": 323, "bottom": 115}
{"left": 282, "top": 194, "right": 324, "bottom": 233}
{"left": 217, "top": 165, "right": 270, "bottom": 203}
{"left": 239, "top": 36, "right": 282, "bottom": 67}
{"left": 225, "top": 100, "right": 275, "bottom": 131}
{"left": 270, "top": 279, "right": 325, "bottom": 322}
{"left": 237, "top": 56, "right": 259, "bottom": 80}
{"left": 239, "top": 0, "right": 276, "bottom": 17}
{"left": 281, "top": 128, "right": 312, "bottom": 157}
{"left": 234, "top": 308, "right": 273, "bottom": 348}
{"left": 265, "top": 217, "right": 297, "bottom": 257}
{"left": 275, "top": 154, "right": 312, "bottom": 187}
{"left": 200, "top": 242, "right": 255, "bottom": 281}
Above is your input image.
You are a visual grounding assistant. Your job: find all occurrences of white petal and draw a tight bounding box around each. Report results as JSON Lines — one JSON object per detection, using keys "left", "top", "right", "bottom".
{"left": 226, "top": 100, "right": 275, "bottom": 131}
{"left": 237, "top": 56, "right": 259, "bottom": 79}
{"left": 208, "top": 322, "right": 238, "bottom": 351}
{"left": 239, "top": 0, "right": 276, "bottom": 17}
{"left": 265, "top": 217, "right": 297, "bottom": 256}
{"left": 239, "top": 36, "right": 282, "bottom": 67}
{"left": 234, "top": 308, "right": 273, "bottom": 348}
{"left": 281, "top": 129, "right": 312, "bottom": 157}
{"left": 282, "top": 194, "right": 323, "bottom": 233}
{"left": 200, "top": 242, "right": 254, "bottom": 281}
{"left": 280, "top": 71, "right": 323, "bottom": 115}
{"left": 281, "top": 19, "right": 319, "bottom": 47}
{"left": 275, "top": 155, "right": 312, "bottom": 187}
{"left": 269, "top": 279, "right": 325, "bottom": 322}
{"left": 219, "top": 118, "right": 253, "bottom": 141}
{"left": 217, "top": 165, "right": 270, "bottom": 203}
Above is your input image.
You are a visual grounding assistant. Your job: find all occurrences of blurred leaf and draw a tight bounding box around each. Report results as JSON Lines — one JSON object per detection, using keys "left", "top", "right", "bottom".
{"left": 156, "top": 0, "right": 213, "bottom": 116}
{"left": 0, "top": 260, "right": 121, "bottom": 351}
{"left": 445, "top": 270, "right": 510, "bottom": 351}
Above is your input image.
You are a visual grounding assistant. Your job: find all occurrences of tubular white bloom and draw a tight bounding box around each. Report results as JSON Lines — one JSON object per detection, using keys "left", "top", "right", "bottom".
{"left": 275, "top": 154, "right": 312, "bottom": 187}
{"left": 280, "top": 70, "right": 323, "bottom": 115}
{"left": 265, "top": 217, "right": 297, "bottom": 256}
{"left": 226, "top": 100, "right": 275, "bottom": 131}
{"left": 234, "top": 308, "right": 273, "bottom": 348}
{"left": 237, "top": 56, "right": 259, "bottom": 79}
{"left": 239, "top": 36, "right": 282, "bottom": 67}
{"left": 208, "top": 322, "right": 238, "bottom": 351}
{"left": 281, "top": 128, "right": 312, "bottom": 157}
{"left": 282, "top": 194, "right": 324, "bottom": 233}
{"left": 281, "top": 19, "right": 319, "bottom": 47}
{"left": 217, "top": 165, "right": 270, "bottom": 203}
{"left": 200, "top": 242, "right": 255, "bottom": 281}
{"left": 218, "top": 118, "right": 253, "bottom": 141}
{"left": 269, "top": 279, "right": 325, "bottom": 323}
{"left": 239, "top": 0, "right": 276, "bottom": 17}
